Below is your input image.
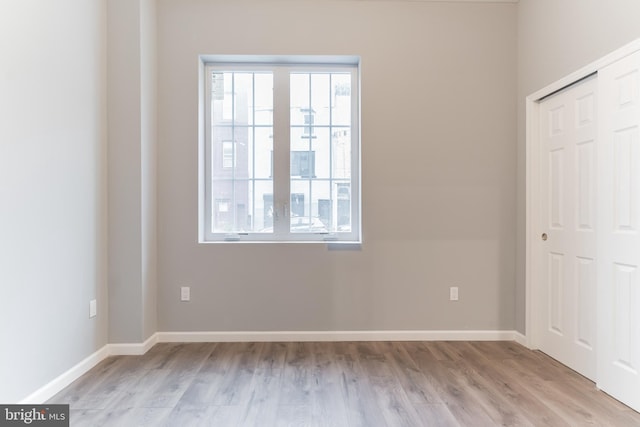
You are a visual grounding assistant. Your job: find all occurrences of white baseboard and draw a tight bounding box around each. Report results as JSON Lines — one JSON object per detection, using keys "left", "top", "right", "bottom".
{"left": 157, "top": 330, "right": 520, "bottom": 343}
{"left": 19, "top": 333, "right": 159, "bottom": 404}
{"left": 20, "top": 329, "right": 521, "bottom": 404}
{"left": 19, "top": 345, "right": 111, "bottom": 404}
{"left": 513, "top": 331, "right": 528, "bottom": 347}
{"left": 108, "top": 332, "right": 159, "bottom": 356}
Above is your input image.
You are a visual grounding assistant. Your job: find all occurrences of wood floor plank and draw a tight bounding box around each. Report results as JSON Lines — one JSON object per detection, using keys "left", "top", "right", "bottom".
{"left": 274, "top": 404, "right": 319, "bottom": 427}
{"left": 60, "top": 356, "right": 149, "bottom": 410}
{"left": 46, "top": 340, "right": 640, "bottom": 427}
{"left": 461, "top": 342, "right": 571, "bottom": 427}
{"left": 412, "top": 403, "right": 461, "bottom": 427}
{"left": 384, "top": 342, "right": 443, "bottom": 404}
{"left": 177, "top": 342, "right": 238, "bottom": 407}
{"left": 87, "top": 407, "right": 173, "bottom": 427}
{"left": 353, "top": 342, "right": 424, "bottom": 426}
{"left": 452, "top": 357, "right": 536, "bottom": 426}
{"left": 47, "top": 357, "right": 124, "bottom": 408}
{"left": 163, "top": 404, "right": 241, "bottom": 427}
{"left": 279, "top": 342, "right": 315, "bottom": 406}
{"left": 334, "top": 347, "right": 388, "bottom": 427}
{"left": 67, "top": 409, "right": 103, "bottom": 427}
{"left": 237, "top": 342, "right": 286, "bottom": 427}
{"left": 210, "top": 342, "right": 263, "bottom": 406}
{"left": 501, "top": 357, "right": 614, "bottom": 426}
{"left": 536, "top": 359, "right": 640, "bottom": 426}
{"left": 309, "top": 342, "right": 351, "bottom": 427}
{"left": 409, "top": 342, "right": 505, "bottom": 427}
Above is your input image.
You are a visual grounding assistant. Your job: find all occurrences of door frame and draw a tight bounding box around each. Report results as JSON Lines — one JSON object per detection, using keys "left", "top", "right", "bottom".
{"left": 525, "top": 38, "right": 640, "bottom": 349}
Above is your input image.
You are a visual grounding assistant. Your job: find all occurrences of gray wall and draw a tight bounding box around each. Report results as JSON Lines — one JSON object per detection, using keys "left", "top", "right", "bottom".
{"left": 0, "top": 0, "right": 108, "bottom": 402}
{"left": 107, "top": 0, "right": 158, "bottom": 343}
{"left": 515, "top": 0, "right": 640, "bottom": 333}
{"left": 140, "top": 0, "right": 159, "bottom": 343}
{"left": 156, "top": 0, "right": 518, "bottom": 332}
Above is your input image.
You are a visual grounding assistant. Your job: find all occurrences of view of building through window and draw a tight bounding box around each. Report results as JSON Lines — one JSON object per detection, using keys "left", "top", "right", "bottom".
{"left": 209, "top": 68, "right": 354, "bottom": 237}
{"left": 210, "top": 71, "right": 274, "bottom": 233}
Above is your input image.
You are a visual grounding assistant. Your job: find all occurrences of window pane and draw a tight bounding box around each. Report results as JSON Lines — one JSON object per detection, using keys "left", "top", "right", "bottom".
{"left": 334, "top": 181, "right": 351, "bottom": 232}
{"left": 290, "top": 126, "right": 311, "bottom": 152}
{"left": 289, "top": 181, "right": 308, "bottom": 213}
{"left": 290, "top": 71, "right": 353, "bottom": 234}
{"left": 311, "top": 73, "right": 330, "bottom": 125}
{"left": 332, "top": 127, "right": 351, "bottom": 179}
{"left": 211, "top": 72, "right": 233, "bottom": 121}
{"left": 210, "top": 71, "right": 273, "bottom": 234}
{"left": 254, "top": 73, "right": 273, "bottom": 126}
{"left": 211, "top": 179, "right": 274, "bottom": 233}
{"left": 211, "top": 180, "right": 234, "bottom": 232}
{"left": 289, "top": 181, "right": 336, "bottom": 233}
{"left": 251, "top": 127, "right": 273, "bottom": 179}
{"left": 233, "top": 73, "right": 253, "bottom": 124}
{"left": 332, "top": 73, "right": 351, "bottom": 126}
{"left": 222, "top": 141, "right": 234, "bottom": 168}
{"left": 289, "top": 180, "right": 316, "bottom": 233}
{"left": 310, "top": 180, "right": 331, "bottom": 232}
{"left": 287, "top": 180, "right": 352, "bottom": 233}
{"left": 254, "top": 181, "right": 274, "bottom": 232}
{"left": 311, "top": 127, "right": 330, "bottom": 179}
{"left": 290, "top": 73, "right": 310, "bottom": 126}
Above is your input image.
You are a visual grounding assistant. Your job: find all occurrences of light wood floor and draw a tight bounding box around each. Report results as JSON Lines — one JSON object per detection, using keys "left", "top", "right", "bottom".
{"left": 48, "top": 341, "right": 640, "bottom": 426}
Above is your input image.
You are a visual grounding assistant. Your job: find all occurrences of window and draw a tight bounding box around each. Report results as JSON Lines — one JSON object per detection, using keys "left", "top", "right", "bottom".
{"left": 200, "top": 56, "right": 360, "bottom": 243}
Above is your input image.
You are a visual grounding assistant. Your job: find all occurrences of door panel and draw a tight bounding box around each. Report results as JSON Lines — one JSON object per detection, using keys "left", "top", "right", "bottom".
{"left": 577, "top": 140, "right": 595, "bottom": 230}
{"left": 576, "top": 256, "right": 595, "bottom": 350}
{"left": 548, "top": 252, "right": 564, "bottom": 335}
{"left": 538, "top": 76, "right": 598, "bottom": 380}
{"left": 549, "top": 148, "right": 565, "bottom": 229}
{"left": 597, "top": 50, "right": 640, "bottom": 411}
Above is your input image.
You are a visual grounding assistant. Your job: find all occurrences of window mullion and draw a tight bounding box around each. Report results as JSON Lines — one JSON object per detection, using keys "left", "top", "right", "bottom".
{"left": 351, "top": 69, "right": 360, "bottom": 238}
{"left": 329, "top": 73, "right": 334, "bottom": 233}
{"left": 204, "top": 66, "right": 214, "bottom": 240}
{"left": 272, "top": 67, "right": 291, "bottom": 237}
{"left": 251, "top": 74, "right": 256, "bottom": 233}
{"left": 307, "top": 73, "right": 313, "bottom": 228}
{"left": 231, "top": 73, "right": 236, "bottom": 232}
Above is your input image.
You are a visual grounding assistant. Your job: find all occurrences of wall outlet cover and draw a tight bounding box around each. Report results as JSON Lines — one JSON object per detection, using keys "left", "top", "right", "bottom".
{"left": 89, "top": 299, "right": 97, "bottom": 318}
{"left": 181, "top": 286, "right": 190, "bottom": 302}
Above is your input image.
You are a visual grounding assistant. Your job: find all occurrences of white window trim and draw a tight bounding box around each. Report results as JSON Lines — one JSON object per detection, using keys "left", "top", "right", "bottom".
{"left": 198, "top": 55, "right": 361, "bottom": 244}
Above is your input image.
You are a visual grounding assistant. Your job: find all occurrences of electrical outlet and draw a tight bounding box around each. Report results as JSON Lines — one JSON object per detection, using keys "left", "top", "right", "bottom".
{"left": 180, "top": 286, "right": 190, "bottom": 302}
{"left": 449, "top": 287, "right": 459, "bottom": 301}
{"left": 89, "top": 299, "right": 97, "bottom": 318}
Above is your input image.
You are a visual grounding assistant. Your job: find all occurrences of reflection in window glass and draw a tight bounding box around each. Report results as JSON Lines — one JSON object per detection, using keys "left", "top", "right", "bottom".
{"left": 211, "top": 72, "right": 274, "bottom": 233}
{"left": 290, "top": 72, "right": 352, "bottom": 233}
{"left": 203, "top": 59, "right": 359, "bottom": 242}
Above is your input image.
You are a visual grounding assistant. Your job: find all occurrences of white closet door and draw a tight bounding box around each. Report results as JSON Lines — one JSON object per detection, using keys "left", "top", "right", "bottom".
{"left": 597, "top": 50, "right": 640, "bottom": 411}
{"left": 538, "top": 76, "right": 598, "bottom": 380}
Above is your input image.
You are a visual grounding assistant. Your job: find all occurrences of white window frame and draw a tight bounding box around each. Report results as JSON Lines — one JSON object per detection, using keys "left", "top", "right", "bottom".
{"left": 198, "top": 55, "right": 361, "bottom": 243}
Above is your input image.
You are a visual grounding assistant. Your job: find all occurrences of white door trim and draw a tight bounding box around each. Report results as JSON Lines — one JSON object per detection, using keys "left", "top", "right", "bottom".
{"left": 525, "top": 38, "right": 640, "bottom": 349}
